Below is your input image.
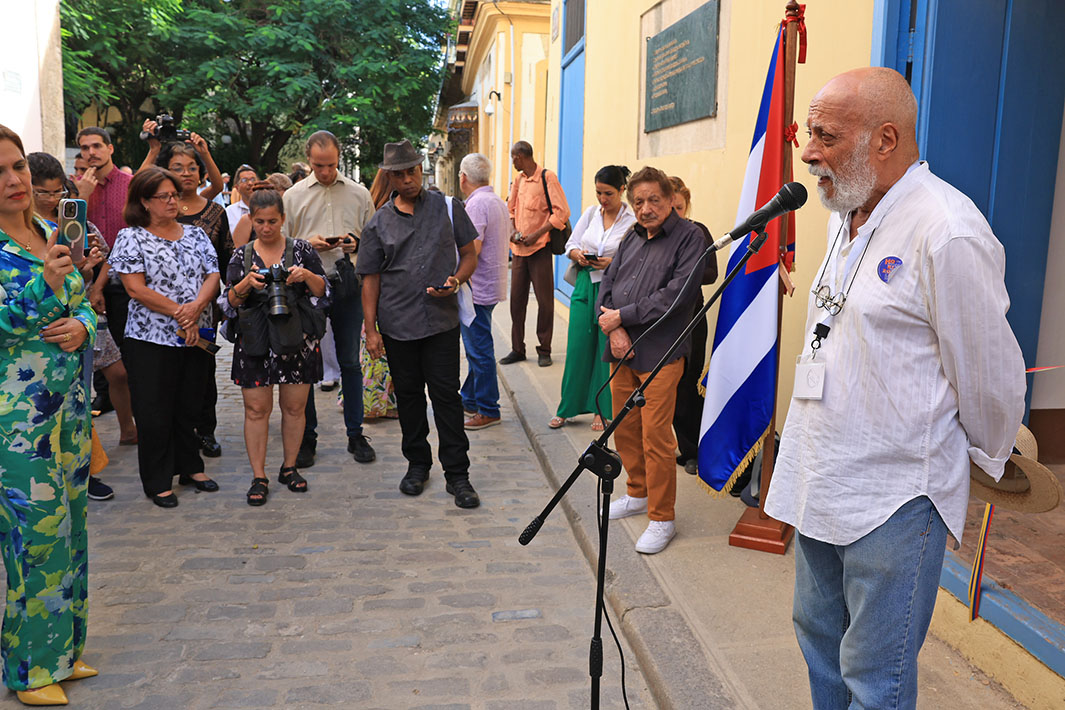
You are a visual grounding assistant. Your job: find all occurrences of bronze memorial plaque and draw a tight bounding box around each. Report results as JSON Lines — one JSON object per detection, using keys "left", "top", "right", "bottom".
{"left": 645, "top": 1, "right": 720, "bottom": 133}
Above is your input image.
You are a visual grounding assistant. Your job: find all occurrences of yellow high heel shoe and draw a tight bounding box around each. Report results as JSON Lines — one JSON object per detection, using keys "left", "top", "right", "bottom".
{"left": 15, "top": 683, "right": 68, "bottom": 705}
{"left": 67, "top": 659, "right": 98, "bottom": 680}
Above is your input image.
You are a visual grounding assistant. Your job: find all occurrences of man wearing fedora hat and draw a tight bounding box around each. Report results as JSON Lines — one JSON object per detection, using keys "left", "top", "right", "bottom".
{"left": 357, "top": 139, "right": 482, "bottom": 508}
{"left": 765, "top": 67, "right": 1027, "bottom": 710}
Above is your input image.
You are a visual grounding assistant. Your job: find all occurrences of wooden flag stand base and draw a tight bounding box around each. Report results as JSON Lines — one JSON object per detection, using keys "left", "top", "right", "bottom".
{"left": 729, "top": 507, "right": 794, "bottom": 554}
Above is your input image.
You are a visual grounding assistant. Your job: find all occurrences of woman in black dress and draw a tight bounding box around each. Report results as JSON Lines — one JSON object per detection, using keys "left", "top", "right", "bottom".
{"left": 220, "top": 189, "right": 329, "bottom": 506}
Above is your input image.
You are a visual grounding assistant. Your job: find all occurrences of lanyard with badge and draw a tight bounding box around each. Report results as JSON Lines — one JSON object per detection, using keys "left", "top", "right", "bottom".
{"left": 793, "top": 216, "right": 876, "bottom": 400}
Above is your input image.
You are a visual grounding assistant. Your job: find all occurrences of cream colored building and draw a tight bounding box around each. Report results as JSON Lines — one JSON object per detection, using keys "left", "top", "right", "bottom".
{"left": 2, "top": 0, "right": 64, "bottom": 158}
{"left": 435, "top": 0, "right": 551, "bottom": 196}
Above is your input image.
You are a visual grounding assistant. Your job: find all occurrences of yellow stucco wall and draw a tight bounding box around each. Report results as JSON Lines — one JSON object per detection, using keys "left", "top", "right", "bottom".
{"left": 462, "top": 2, "right": 550, "bottom": 196}
{"left": 547, "top": 0, "right": 875, "bottom": 420}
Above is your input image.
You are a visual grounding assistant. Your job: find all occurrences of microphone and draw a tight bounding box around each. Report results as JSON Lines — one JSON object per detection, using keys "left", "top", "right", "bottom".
{"left": 709, "top": 182, "right": 808, "bottom": 252}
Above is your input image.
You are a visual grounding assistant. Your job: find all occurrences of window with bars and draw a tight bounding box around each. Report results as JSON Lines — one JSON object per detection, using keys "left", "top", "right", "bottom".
{"left": 563, "top": 0, "right": 584, "bottom": 55}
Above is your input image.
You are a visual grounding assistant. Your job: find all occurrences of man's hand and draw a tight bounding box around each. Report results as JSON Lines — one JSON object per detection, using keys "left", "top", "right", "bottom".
{"left": 76, "top": 167, "right": 98, "bottom": 200}
{"left": 598, "top": 306, "right": 622, "bottom": 334}
{"left": 339, "top": 235, "right": 359, "bottom": 254}
{"left": 365, "top": 327, "right": 385, "bottom": 359}
{"left": 307, "top": 235, "right": 339, "bottom": 252}
{"left": 427, "top": 275, "right": 458, "bottom": 298}
{"left": 609, "top": 327, "right": 634, "bottom": 360}
{"left": 41, "top": 318, "right": 89, "bottom": 353}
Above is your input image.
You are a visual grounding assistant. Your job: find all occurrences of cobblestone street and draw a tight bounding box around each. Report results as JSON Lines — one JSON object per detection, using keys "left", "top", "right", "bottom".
{"left": 1, "top": 344, "right": 653, "bottom": 709}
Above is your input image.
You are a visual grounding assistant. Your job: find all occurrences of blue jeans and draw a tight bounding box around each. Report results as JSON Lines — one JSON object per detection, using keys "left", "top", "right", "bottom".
{"left": 793, "top": 496, "right": 947, "bottom": 710}
{"left": 303, "top": 287, "right": 364, "bottom": 444}
{"left": 460, "top": 304, "right": 500, "bottom": 418}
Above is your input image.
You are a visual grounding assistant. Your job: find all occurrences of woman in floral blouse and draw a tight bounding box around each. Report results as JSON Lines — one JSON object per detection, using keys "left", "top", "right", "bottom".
{"left": 0, "top": 124, "right": 99, "bottom": 704}
{"left": 109, "top": 167, "right": 221, "bottom": 508}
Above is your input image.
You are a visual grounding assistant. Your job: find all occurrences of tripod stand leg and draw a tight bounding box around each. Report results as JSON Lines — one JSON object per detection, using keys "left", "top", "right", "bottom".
{"left": 590, "top": 478, "right": 613, "bottom": 709}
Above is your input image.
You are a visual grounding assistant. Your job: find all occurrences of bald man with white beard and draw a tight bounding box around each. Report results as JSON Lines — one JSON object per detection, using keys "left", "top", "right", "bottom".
{"left": 765, "top": 67, "right": 1025, "bottom": 709}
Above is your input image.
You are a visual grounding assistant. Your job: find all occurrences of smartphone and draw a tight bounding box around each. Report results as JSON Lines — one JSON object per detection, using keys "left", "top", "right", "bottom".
{"left": 58, "top": 198, "right": 87, "bottom": 262}
{"left": 430, "top": 283, "right": 452, "bottom": 291}
{"left": 324, "top": 236, "right": 343, "bottom": 245}
{"left": 583, "top": 253, "right": 599, "bottom": 261}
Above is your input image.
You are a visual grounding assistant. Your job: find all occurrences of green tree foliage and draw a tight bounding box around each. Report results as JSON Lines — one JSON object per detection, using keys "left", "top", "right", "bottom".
{"left": 60, "top": 0, "right": 183, "bottom": 166}
{"left": 61, "top": 0, "right": 450, "bottom": 177}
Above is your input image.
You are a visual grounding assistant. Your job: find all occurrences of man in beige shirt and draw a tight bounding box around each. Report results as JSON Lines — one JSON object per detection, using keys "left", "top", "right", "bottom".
{"left": 283, "top": 130, "right": 375, "bottom": 468}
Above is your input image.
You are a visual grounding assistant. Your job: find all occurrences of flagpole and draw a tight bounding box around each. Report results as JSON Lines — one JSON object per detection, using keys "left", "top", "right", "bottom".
{"left": 728, "top": 1, "right": 801, "bottom": 554}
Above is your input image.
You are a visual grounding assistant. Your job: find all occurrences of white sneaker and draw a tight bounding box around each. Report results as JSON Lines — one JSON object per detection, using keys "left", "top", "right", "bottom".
{"left": 607, "top": 495, "right": 648, "bottom": 520}
{"left": 635, "top": 520, "right": 676, "bottom": 554}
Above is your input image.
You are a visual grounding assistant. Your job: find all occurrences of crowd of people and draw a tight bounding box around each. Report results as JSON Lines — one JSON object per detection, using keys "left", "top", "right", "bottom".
{"left": 0, "top": 64, "right": 1029, "bottom": 709}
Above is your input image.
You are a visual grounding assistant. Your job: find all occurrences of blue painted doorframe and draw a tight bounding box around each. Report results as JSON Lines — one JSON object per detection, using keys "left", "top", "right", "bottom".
{"left": 555, "top": 1, "right": 586, "bottom": 305}
{"left": 873, "top": 0, "right": 1065, "bottom": 411}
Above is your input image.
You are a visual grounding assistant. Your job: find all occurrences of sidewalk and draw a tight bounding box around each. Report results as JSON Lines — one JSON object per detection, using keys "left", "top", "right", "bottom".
{"left": 493, "top": 298, "right": 1027, "bottom": 710}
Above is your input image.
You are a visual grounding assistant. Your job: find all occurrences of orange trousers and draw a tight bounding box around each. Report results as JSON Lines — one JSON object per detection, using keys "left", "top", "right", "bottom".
{"left": 610, "top": 358, "right": 684, "bottom": 522}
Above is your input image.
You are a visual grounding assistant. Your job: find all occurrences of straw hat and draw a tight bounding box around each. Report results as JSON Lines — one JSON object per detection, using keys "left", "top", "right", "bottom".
{"left": 970, "top": 425, "right": 1063, "bottom": 513}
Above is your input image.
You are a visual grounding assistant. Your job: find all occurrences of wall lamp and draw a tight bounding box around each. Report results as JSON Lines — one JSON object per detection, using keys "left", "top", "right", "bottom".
{"left": 484, "top": 89, "right": 503, "bottom": 116}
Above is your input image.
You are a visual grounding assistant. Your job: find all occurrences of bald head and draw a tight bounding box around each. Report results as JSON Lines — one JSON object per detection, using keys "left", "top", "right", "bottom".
{"left": 803, "top": 67, "right": 920, "bottom": 214}
{"left": 821, "top": 67, "right": 917, "bottom": 146}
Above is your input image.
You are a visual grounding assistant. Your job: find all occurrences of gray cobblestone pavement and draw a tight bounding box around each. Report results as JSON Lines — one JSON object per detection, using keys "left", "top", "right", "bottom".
{"left": 0, "top": 343, "right": 654, "bottom": 709}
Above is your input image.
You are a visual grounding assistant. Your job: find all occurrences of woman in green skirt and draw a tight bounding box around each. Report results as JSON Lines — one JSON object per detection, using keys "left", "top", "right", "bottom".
{"left": 550, "top": 166, "right": 636, "bottom": 431}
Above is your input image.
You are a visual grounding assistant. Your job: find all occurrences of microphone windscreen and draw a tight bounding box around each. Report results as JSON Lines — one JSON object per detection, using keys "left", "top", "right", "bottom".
{"left": 781, "top": 182, "right": 808, "bottom": 211}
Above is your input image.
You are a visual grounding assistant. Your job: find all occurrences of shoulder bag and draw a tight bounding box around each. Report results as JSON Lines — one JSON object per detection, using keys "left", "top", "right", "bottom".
{"left": 540, "top": 170, "right": 572, "bottom": 255}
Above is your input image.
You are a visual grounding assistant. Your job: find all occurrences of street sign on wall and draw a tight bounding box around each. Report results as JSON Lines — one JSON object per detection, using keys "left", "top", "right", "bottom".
{"left": 644, "top": 1, "right": 719, "bottom": 133}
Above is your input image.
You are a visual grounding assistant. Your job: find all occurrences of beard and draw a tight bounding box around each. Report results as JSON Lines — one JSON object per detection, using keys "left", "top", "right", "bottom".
{"left": 808, "top": 134, "right": 876, "bottom": 214}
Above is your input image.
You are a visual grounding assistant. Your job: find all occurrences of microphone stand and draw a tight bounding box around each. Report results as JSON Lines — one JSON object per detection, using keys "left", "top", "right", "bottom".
{"left": 519, "top": 229, "right": 772, "bottom": 709}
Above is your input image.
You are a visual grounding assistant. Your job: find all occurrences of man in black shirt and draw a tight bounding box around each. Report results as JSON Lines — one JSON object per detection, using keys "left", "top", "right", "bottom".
{"left": 598, "top": 167, "right": 704, "bottom": 554}
{"left": 357, "top": 140, "right": 481, "bottom": 508}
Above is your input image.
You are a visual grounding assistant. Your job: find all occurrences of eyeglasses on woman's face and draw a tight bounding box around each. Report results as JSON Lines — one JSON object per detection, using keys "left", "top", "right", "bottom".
{"left": 149, "top": 192, "right": 180, "bottom": 203}
{"left": 33, "top": 188, "right": 69, "bottom": 200}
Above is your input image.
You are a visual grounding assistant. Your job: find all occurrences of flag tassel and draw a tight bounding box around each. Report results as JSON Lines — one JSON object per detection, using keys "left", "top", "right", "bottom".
{"left": 696, "top": 425, "right": 771, "bottom": 499}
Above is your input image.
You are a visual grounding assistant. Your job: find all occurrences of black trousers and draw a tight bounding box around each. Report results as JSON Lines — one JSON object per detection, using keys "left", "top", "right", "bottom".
{"left": 102, "top": 281, "right": 130, "bottom": 348}
{"left": 197, "top": 355, "right": 218, "bottom": 437}
{"left": 382, "top": 327, "right": 470, "bottom": 481}
{"left": 124, "top": 339, "right": 207, "bottom": 496}
{"left": 673, "top": 307, "right": 708, "bottom": 462}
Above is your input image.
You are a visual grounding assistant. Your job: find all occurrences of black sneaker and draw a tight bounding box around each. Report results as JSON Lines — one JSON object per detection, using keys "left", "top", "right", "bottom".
{"left": 296, "top": 442, "right": 316, "bottom": 468}
{"left": 87, "top": 477, "right": 114, "bottom": 501}
{"left": 348, "top": 434, "right": 376, "bottom": 463}
{"left": 445, "top": 478, "right": 480, "bottom": 508}
{"left": 499, "top": 351, "right": 526, "bottom": 365}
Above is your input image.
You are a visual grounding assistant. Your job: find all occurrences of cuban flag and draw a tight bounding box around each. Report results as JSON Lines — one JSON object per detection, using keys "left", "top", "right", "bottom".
{"left": 698, "top": 29, "right": 796, "bottom": 493}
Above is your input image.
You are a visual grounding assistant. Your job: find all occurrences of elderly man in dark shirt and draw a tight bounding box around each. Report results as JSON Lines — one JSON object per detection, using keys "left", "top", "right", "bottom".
{"left": 357, "top": 140, "right": 481, "bottom": 509}
{"left": 598, "top": 166, "right": 705, "bottom": 554}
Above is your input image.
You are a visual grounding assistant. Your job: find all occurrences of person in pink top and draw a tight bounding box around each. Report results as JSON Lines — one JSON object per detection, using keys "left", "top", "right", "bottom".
{"left": 77, "top": 127, "right": 134, "bottom": 349}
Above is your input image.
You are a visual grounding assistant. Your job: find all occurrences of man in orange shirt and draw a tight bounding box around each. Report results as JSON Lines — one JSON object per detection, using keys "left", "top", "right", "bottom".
{"left": 500, "top": 141, "right": 570, "bottom": 368}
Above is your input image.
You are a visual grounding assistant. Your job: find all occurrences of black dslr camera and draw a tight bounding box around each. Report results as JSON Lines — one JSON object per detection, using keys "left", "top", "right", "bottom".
{"left": 261, "top": 264, "right": 290, "bottom": 317}
{"left": 140, "top": 114, "right": 192, "bottom": 142}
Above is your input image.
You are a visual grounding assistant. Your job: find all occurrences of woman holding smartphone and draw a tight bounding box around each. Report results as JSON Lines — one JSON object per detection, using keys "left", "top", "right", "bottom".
{"left": 220, "top": 189, "right": 329, "bottom": 506}
{"left": 549, "top": 165, "right": 635, "bottom": 431}
{"left": 0, "top": 124, "right": 99, "bottom": 705}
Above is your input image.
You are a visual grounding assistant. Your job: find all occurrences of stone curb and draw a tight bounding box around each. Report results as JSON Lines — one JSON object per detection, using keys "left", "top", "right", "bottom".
{"left": 494, "top": 345, "right": 743, "bottom": 710}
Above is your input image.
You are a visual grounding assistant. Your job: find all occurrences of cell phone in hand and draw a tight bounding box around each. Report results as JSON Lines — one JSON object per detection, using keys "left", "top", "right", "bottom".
{"left": 324, "top": 236, "right": 343, "bottom": 245}
{"left": 58, "top": 198, "right": 87, "bottom": 262}
{"left": 430, "top": 283, "right": 452, "bottom": 291}
{"left": 583, "top": 253, "right": 599, "bottom": 261}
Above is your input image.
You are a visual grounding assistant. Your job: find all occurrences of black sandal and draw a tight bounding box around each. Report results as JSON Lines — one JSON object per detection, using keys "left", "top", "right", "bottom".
{"left": 246, "top": 478, "right": 269, "bottom": 506}
{"left": 278, "top": 466, "right": 308, "bottom": 493}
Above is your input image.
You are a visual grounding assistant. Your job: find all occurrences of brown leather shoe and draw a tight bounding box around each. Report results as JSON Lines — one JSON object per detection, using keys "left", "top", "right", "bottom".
{"left": 464, "top": 413, "right": 501, "bottom": 430}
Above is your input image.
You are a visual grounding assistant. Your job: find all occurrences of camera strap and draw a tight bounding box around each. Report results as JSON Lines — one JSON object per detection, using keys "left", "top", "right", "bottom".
{"left": 243, "top": 238, "right": 296, "bottom": 275}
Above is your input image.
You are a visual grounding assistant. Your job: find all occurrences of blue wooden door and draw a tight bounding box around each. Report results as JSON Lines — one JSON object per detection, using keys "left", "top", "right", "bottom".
{"left": 877, "top": 0, "right": 1065, "bottom": 408}
{"left": 555, "top": 1, "right": 586, "bottom": 304}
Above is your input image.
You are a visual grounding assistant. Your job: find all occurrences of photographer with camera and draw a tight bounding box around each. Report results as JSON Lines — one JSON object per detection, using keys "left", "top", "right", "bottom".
{"left": 109, "top": 167, "right": 221, "bottom": 508}
{"left": 220, "top": 188, "right": 328, "bottom": 506}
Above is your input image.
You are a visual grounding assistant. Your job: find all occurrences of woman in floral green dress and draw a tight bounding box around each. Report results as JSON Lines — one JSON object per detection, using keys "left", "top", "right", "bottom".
{"left": 0, "top": 126, "right": 98, "bottom": 705}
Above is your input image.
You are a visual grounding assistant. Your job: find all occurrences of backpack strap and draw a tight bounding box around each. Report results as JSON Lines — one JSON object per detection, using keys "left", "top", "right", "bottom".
{"left": 541, "top": 170, "right": 555, "bottom": 214}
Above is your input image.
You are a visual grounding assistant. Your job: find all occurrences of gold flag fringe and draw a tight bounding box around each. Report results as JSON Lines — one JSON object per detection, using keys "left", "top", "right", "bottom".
{"left": 696, "top": 424, "right": 771, "bottom": 499}
{"left": 697, "top": 360, "right": 710, "bottom": 397}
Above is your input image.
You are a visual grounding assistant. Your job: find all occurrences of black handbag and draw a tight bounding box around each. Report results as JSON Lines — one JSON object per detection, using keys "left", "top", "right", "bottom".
{"left": 541, "top": 170, "right": 572, "bottom": 255}
{"left": 330, "top": 254, "right": 360, "bottom": 301}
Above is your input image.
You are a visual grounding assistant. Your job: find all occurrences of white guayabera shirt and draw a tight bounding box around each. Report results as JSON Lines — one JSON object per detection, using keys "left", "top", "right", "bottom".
{"left": 766, "top": 162, "right": 1026, "bottom": 546}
